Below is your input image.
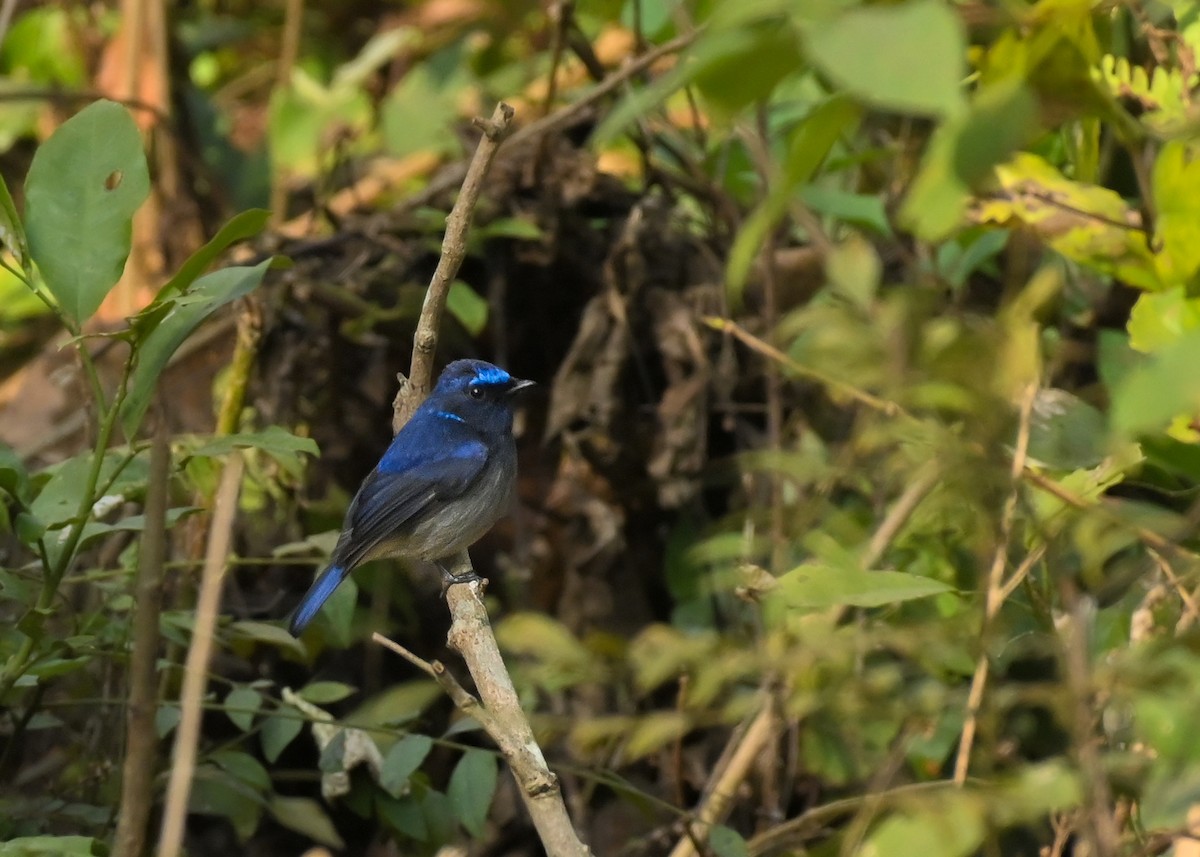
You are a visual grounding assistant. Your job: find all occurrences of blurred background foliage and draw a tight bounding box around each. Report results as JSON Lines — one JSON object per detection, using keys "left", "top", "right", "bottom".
{"left": 2, "top": 0, "right": 1200, "bottom": 855}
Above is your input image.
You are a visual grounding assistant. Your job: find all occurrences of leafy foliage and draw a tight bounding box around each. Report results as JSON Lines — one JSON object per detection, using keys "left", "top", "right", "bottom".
{"left": 5, "top": 0, "right": 1200, "bottom": 855}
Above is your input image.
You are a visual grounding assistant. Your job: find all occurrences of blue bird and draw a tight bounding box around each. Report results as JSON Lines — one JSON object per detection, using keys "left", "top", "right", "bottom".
{"left": 288, "top": 359, "right": 533, "bottom": 637}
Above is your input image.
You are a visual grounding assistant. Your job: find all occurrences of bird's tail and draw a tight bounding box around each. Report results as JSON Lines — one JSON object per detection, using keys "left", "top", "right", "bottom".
{"left": 288, "top": 565, "right": 350, "bottom": 637}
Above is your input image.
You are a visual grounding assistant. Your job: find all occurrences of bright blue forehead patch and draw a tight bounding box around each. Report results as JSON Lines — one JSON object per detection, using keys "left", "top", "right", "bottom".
{"left": 473, "top": 366, "right": 511, "bottom": 386}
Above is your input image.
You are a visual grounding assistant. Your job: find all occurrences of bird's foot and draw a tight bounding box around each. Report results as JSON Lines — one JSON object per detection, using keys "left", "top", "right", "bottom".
{"left": 437, "top": 563, "right": 484, "bottom": 599}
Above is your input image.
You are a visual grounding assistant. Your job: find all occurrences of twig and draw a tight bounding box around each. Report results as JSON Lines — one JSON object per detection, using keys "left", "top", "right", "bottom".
{"left": 269, "top": 0, "right": 305, "bottom": 227}
{"left": 953, "top": 383, "right": 1037, "bottom": 785}
{"left": 157, "top": 452, "right": 245, "bottom": 857}
{"left": 392, "top": 101, "right": 516, "bottom": 431}
{"left": 1021, "top": 467, "right": 1185, "bottom": 558}
{"left": 400, "top": 31, "right": 698, "bottom": 216}
{"left": 114, "top": 410, "right": 170, "bottom": 857}
{"left": 705, "top": 317, "right": 907, "bottom": 418}
{"left": 1059, "top": 593, "right": 1121, "bottom": 856}
{"left": 745, "top": 781, "right": 959, "bottom": 856}
{"left": 667, "top": 696, "right": 779, "bottom": 857}
{"left": 862, "top": 460, "right": 940, "bottom": 570}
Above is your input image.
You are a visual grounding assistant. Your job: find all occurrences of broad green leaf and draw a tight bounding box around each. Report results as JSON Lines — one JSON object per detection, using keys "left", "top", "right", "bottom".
{"left": 210, "top": 748, "right": 272, "bottom": 793}
{"left": 1152, "top": 141, "right": 1200, "bottom": 289}
{"left": 297, "top": 681, "right": 357, "bottom": 704}
{"left": 447, "top": 748, "right": 498, "bottom": 837}
{"left": 25, "top": 100, "right": 150, "bottom": 325}
{"left": 446, "top": 281, "right": 489, "bottom": 336}
{"left": 268, "top": 796, "right": 345, "bottom": 848}
{"left": 860, "top": 793, "right": 985, "bottom": 857}
{"left": 1135, "top": 762, "right": 1200, "bottom": 831}
{"left": 381, "top": 734, "right": 434, "bottom": 798}
{"left": 377, "top": 793, "right": 429, "bottom": 841}
{"left": 120, "top": 259, "right": 272, "bottom": 437}
{"left": 689, "top": 20, "right": 803, "bottom": 121}
{"left": 344, "top": 680, "right": 441, "bottom": 730}
{"left": 224, "top": 686, "right": 263, "bottom": 732}
{"left": 1110, "top": 328, "right": 1200, "bottom": 437}
{"left": 1128, "top": 288, "right": 1200, "bottom": 352}
{"left": 380, "top": 55, "right": 469, "bottom": 160}
{"left": 261, "top": 709, "right": 304, "bottom": 762}
{"left": 975, "top": 153, "right": 1158, "bottom": 290}
{"left": 775, "top": 564, "right": 955, "bottom": 608}
{"left": 269, "top": 68, "right": 373, "bottom": 178}
{"left": 1027, "top": 389, "right": 1108, "bottom": 471}
{"left": 803, "top": 0, "right": 966, "bottom": 118}
{"left": 625, "top": 711, "right": 691, "bottom": 759}
{"left": 901, "top": 79, "right": 1036, "bottom": 239}
{"left": 496, "top": 612, "right": 591, "bottom": 662}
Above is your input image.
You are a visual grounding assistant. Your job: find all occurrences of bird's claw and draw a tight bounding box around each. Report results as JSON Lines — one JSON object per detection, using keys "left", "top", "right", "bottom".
{"left": 438, "top": 565, "right": 484, "bottom": 599}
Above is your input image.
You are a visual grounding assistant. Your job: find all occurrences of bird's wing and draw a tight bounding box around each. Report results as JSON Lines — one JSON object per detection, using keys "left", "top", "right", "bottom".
{"left": 332, "top": 438, "right": 489, "bottom": 570}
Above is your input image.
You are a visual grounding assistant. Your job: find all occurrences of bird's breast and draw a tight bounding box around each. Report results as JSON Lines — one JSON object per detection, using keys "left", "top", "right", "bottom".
{"left": 406, "top": 442, "right": 517, "bottom": 561}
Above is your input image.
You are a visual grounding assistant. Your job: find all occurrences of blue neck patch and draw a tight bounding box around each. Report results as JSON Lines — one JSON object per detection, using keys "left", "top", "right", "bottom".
{"left": 436, "top": 411, "right": 466, "bottom": 423}
{"left": 473, "top": 366, "right": 511, "bottom": 386}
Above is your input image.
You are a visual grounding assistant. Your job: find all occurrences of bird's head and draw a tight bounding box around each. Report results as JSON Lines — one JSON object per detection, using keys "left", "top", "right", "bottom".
{"left": 429, "top": 360, "right": 534, "bottom": 432}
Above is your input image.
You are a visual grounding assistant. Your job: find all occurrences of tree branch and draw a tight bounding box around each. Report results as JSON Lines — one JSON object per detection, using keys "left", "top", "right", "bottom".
{"left": 378, "top": 101, "right": 590, "bottom": 856}
{"left": 392, "top": 101, "right": 516, "bottom": 431}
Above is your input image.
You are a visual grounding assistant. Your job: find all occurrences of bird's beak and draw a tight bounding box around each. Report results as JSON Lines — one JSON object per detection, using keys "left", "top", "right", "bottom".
{"left": 507, "top": 377, "right": 535, "bottom": 395}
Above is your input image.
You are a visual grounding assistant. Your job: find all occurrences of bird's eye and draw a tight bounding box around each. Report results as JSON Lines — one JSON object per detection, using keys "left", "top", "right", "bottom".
{"left": 469, "top": 386, "right": 485, "bottom": 399}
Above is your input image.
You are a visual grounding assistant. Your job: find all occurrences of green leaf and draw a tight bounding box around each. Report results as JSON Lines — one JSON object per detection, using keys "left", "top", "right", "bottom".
{"left": 268, "top": 796, "right": 345, "bottom": 849}
{"left": 297, "top": 681, "right": 357, "bottom": 704}
{"left": 129, "top": 209, "right": 270, "bottom": 344}
{"left": 224, "top": 686, "right": 262, "bottom": 732}
{"left": 1110, "top": 327, "right": 1200, "bottom": 437}
{"left": 155, "top": 704, "right": 180, "bottom": 738}
{"left": 774, "top": 564, "right": 956, "bottom": 608}
{"left": 0, "top": 172, "right": 29, "bottom": 276}
{"left": 261, "top": 709, "right": 304, "bottom": 762}
{"left": 726, "top": 94, "right": 862, "bottom": 300}
{"left": 447, "top": 748, "right": 498, "bottom": 837}
{"left": 25, "top": 100, "right": 151, "bottom": 325}
{"left": 190, "top": 764, "right": 264, "bottom": 841}
{"left": 1152, "top": 140, "right": 1200, "bottom": 289}
{"left": 210, "top": 748, "right": 272, "bottom": 794}
{"left": 379, "top": 56, "right": 468, "bottom": 160}
{"left": 227, "top": 619, "right": 307, "bottom": 656}
{"left": 377, "top": 793, "right": 429, "bottom": 841}
{"left": 901, "top": 79, "right": 1037, "bottom": 240}
{"left": 803, "top": 0, "right": 966, "bottom": 118}
{"left": 0, "top": 836, "right": 107, "bottom": 856}
{"left": 709, "top": 825, "right": 749, "bottom": 857}
{"left": 186, "top": 426, "right": 319, "bottom": 463}
{"left": 860, "top": 793, "right": 985, "bottom": 857}
{"left": 446, "top": 281, "right": 489, "bottom": 336}
{"left": 0, "top": 442, "right": 31, "bottom": 504}
{"left": 120, "top": 259, "right": 272, "bottom": 437}
{"left": 1127, "top": 287, "right": 1200, "bottom": 352}
{"left": 381, "top": 734, "right": 434, "bottom": 798}
{"left": 1027, "top": 389, "right": 1108, "bottom": 470}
